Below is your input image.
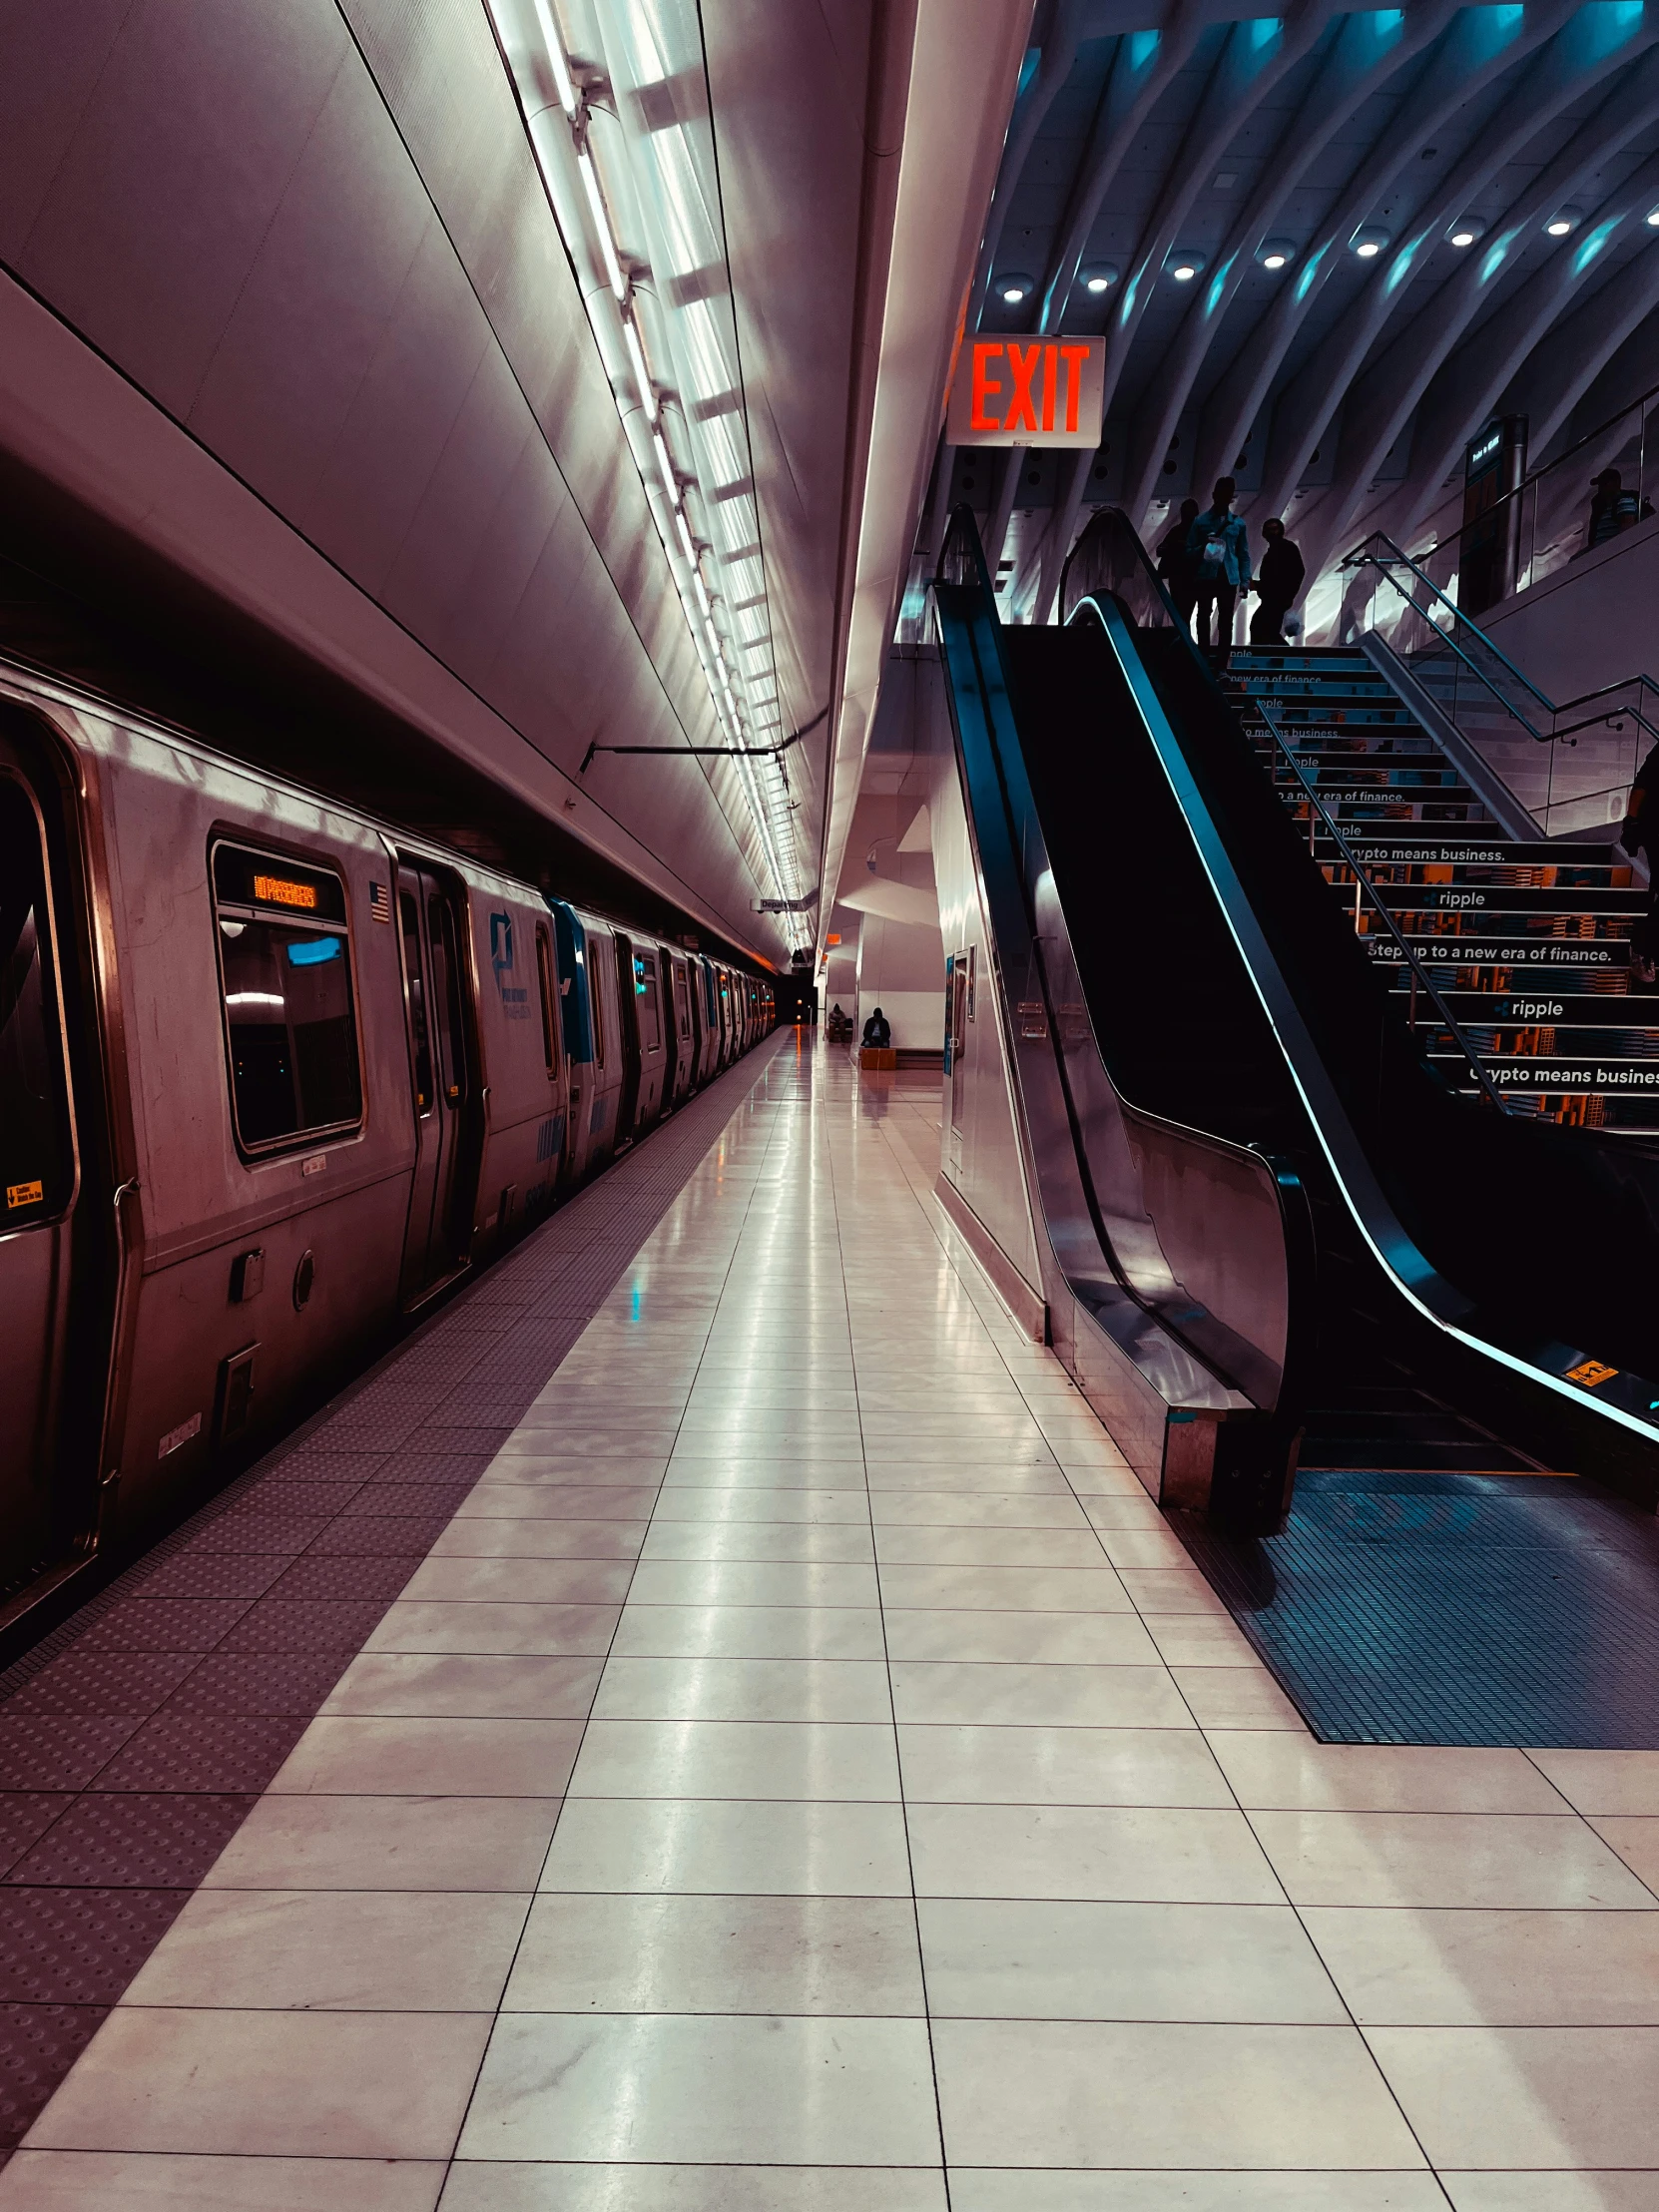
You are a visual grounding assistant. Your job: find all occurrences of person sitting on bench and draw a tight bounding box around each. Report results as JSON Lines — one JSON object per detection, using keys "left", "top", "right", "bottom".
{"left": 861, "top": 1007, "right": 891, "bottom": 1048}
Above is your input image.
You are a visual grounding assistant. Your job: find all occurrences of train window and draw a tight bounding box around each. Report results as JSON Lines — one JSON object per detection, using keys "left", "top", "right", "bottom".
{"left": 672, "top": 960, "right": 691, "bottom": 1040}
{"left": 0, "top": 779, "right": 73, "bottom": 1225}
{"left": 213, "top": 841, "right": 361, "bottom": 1152}
{"left": 590, "top": 946, "right": 606, "bottom": 1067}
{"left": 635, "top": 953, "right": 663, "bottom": 1052}
{"left": 428, "top": 894, "right": 469, "bottom": 1105}
{"left": 535, "top": 925, "right": 560, "bottom": 1079}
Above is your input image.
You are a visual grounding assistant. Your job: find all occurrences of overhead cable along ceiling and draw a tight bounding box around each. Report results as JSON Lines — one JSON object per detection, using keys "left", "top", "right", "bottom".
{"left": 930, "top": 0, "right": 1659, "bottom": 630}
{"left": 484, "top": 0, "right": 809, "bottom": 947}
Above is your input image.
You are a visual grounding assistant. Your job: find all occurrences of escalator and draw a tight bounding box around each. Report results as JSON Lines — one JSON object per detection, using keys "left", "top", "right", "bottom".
{"left": 932, "top": 506, "right": 1659, "bottom": 1742}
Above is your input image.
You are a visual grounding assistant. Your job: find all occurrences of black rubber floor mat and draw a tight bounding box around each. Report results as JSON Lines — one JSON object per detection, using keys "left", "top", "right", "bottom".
{"left": 1177, "top": 1468, "right": 1659, "bottom": 1747}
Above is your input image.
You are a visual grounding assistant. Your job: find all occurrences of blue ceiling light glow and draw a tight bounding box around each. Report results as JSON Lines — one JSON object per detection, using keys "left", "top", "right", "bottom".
{"left": 1015, "top": 48, "right": 1040, "bottom": 101}
{"left": 1382, "top": 239, "right": 1422, "bottom": 296}
{"left": 1249, "top": 18, "right": 1281, "bottom": 50}
{"left": 1582, "top": 0, "right": 1646, "bottom": 62}
{"left": 1573, "top": 219, "right": 1621, "bottom": 275}
{"left": 1129, "top": 28, "right": 1159, "bottom": 68}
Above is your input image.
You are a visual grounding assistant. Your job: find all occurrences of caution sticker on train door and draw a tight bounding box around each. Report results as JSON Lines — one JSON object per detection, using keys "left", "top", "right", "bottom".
{"left": 6, "top": 1180, "right": 43, "bottom": 1209}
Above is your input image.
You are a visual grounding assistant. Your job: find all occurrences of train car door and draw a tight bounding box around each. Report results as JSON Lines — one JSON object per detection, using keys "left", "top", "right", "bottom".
{"left": 683, "top": 951, "right": 705, "bottom": 1089}
{"left": 396, "top": 862, "right": 479, "bottom": 1301}
{"left": 612, "top": 932, "right": 644, "bottom": 1141}
{"left": 666, "top": 951, "right": 694, "bottom": 1103}
{"left": 0, "top": 753, "right": 83, "bottom": 1581}
{"left": 698, "top": 958, "right": 719, "bottom": 1080}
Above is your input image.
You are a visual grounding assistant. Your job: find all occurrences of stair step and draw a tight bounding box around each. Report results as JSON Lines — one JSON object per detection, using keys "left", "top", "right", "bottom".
{"left": 1342, "top": 837, "right": 1622, "bottom": 869}
{"left": 1430, "top": 1049, "right": 1659, "bottom": 1096}
{"left": 1334, "top": 881, "right": 1644, "bottom": 916}
{"left": 1384, "top": 989, "right": 1650, "bottom": 1026}
{"left": 1364, "top": 930, "right": 1633, "bottom": 962}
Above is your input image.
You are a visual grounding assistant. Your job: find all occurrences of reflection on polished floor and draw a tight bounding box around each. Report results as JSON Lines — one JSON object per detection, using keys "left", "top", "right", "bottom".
{"left": 5, "top": 1041, "right": 1659, "bottom": 2208}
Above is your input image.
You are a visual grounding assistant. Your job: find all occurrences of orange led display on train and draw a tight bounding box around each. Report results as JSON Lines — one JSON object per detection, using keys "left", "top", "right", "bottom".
{"left": 253, "top": 874, "right": 318, "bottom": 910}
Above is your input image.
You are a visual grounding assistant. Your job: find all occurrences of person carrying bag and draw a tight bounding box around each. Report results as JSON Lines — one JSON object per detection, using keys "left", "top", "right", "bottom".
{"left": 1186, "top": 476, "right": 1250, "bottom": 659}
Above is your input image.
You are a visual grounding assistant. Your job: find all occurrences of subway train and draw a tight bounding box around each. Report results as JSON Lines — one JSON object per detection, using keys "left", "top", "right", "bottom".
{"left": 0, "top": 659, "right": 776, "bottom": 1624}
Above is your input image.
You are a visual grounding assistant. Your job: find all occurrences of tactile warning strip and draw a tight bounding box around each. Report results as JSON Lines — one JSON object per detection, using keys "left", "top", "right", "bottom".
{"left": 0, "top": 1034, "right": 786, "bottom": 2156}
{"left": 1178, "top": 1466, "right": 1659, "bottom": 1747}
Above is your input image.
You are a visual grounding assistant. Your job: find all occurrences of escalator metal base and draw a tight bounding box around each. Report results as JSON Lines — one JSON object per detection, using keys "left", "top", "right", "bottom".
{"left": 1177, "top": 1468, "right": 1659, "bottom": 1748}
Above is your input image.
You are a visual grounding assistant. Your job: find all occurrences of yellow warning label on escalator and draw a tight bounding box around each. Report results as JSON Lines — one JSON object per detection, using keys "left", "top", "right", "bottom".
{"left": 1564, "top": 1359, "right": 1619, "bottom": 1387}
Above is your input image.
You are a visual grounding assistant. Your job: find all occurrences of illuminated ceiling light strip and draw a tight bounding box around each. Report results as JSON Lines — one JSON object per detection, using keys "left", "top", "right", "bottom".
{"left": 529, "top": 0, "right": 578, "bottom": 114}
{"left": 575, "top": 146, "right": 629, "bottom": 301}
{"left": 488, "top": 0, "right": 799, "bottom": 919}
{"left": 623, "top": 317, "right": 657, "bottom": 421}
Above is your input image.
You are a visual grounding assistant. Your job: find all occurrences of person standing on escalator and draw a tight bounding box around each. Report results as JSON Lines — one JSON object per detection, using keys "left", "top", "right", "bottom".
{"left": 1156, "top": 498, "right": 1201, "bottom": 631}
{"left": 1187, "top": 478, "right": 1251, "bottom": 661}
{"left": 1250, "top": 518, "right": 1305, "bottom": 644}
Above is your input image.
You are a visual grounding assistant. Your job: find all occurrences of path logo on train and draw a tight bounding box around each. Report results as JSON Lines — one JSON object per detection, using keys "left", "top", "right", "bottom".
{"left": 491, "top": 911, "right": 531, "bottom": 1018}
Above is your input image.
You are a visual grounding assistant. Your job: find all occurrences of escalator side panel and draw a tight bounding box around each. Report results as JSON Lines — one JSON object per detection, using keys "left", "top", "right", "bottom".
{"left": 933, "top": 567, "right": 1308, "bottom": 1528}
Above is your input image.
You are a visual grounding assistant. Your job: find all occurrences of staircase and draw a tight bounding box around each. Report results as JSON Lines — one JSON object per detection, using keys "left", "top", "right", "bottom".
{"left": 1220, "top": 645, "right": 1659, "bottom": 1135}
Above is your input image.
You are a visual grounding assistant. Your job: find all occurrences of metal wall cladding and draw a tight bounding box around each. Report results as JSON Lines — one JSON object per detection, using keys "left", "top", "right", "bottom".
{"left": 0, "top": 0, "right": 810, "bottom": 964}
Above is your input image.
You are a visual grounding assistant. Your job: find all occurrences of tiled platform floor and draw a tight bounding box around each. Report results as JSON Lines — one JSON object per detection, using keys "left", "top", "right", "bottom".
{"left": 3, "top": 1042, "right": 1658, "bottom": 2208}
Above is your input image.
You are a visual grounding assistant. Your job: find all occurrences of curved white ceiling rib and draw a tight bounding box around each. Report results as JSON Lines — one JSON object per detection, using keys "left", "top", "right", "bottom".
{"left": 1252, "top": 0, "right": 1638, "bottom": 523}
{"left": 1198, "top": 0, "right": 1584, "bottom": 504}
{"left": 1300, "top": 47, "right": 1659, "bottom": 566}
{"left": 1357, "top": 154, "right": 1659, "bottom": 541}
{"left": 1123, "top": 0, "right": 1463, "bottom": 522}
{"left": 949, "top": 0, "right": 1659, "bottom": 624}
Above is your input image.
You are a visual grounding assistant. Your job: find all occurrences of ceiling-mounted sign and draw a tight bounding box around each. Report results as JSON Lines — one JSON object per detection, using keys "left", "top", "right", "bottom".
{"left": 946, "top": 334, "right": 1105, "bottom": 448}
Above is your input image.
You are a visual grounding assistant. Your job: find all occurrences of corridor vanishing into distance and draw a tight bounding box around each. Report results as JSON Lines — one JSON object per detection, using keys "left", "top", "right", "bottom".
{"left": 5, "top": 1040, "right": 1658, "bottom": 2208}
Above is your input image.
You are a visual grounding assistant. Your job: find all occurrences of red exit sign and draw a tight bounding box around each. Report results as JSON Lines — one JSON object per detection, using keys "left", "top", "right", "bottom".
{"left": 946, "top": 334, "right": 1105, "bottom": 449}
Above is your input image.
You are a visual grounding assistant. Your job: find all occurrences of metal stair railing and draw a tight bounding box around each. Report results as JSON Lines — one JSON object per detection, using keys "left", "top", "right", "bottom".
{"left": 1339, "top": 531, "right": 1659, "bottom": 836}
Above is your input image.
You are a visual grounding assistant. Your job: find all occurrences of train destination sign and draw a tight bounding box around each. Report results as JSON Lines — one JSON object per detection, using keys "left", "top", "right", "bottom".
{"left": 946, "top": 334, "right": 1105, "bottom": 448}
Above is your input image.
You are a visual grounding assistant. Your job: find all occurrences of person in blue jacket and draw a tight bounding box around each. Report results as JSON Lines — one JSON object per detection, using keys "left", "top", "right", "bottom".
{"left": 1186, "top": 476, "right": 1251, "bottom": 659}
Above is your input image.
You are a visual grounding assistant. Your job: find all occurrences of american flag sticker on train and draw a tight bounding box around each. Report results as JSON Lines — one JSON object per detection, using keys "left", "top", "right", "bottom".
{"left": 369, "top": 880, "right": 392, "bottom": 923}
